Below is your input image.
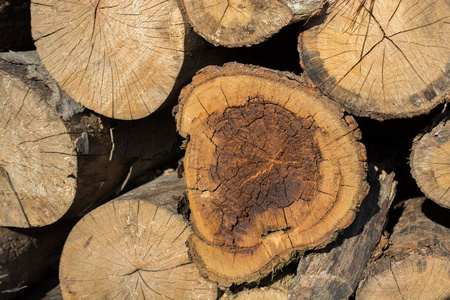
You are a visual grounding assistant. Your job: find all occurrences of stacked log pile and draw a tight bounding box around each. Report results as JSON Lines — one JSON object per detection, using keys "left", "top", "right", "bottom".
{"left": 0, "top": 0, "right": 449, "bottom": 299}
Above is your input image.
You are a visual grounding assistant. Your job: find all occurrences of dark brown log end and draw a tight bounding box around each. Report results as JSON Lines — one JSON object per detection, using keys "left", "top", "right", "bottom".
{"left": 176, "top": 62, "right": 368, "bottom": 286}
{"left": 205, "top": 101, "right": 321, "bottom": 245}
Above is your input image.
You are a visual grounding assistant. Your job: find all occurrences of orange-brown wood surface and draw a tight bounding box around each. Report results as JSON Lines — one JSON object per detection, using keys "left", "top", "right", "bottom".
{"left": 175, "top": 62, "right": 368, "bottom": 285}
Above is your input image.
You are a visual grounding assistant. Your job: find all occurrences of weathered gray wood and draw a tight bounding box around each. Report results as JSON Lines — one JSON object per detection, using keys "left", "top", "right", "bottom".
{"left": 356, "top": 197, "right": 450, "bottom": 299}
{"left": 0, "top": 51, "right": 180, "bottom": 227}
{"left": 289, "top": 165, "right": 396, "bottom": 299}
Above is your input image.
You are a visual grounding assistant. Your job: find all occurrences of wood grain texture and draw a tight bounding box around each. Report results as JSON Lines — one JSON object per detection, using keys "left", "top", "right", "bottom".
{"left": 356, "top": 197, "right": 450, "bottom": 300}
{"left": 175, "top": 62, "right": 368, "bottom": 286}
{"left": 179, "top": 0, "right": 325, "bottom": 47}
{"left": 299, "top": 0, "right": 450, "bottom": 120}
{"left": 31, "top": 0, "right": 188, "bottom": 119}
{"left": 59, "top": 170, "right": 218, "bottom": 300}
{"left": 221, "top": 287, "right": 288, "bottom": 300}
{"left": 289, "top": 166, "right": 396, "bottom": 299}
{"left": 0, "top": 51, "right": 179, "bottom": 227}
{"left": 411, "top": 111, "right": 450, "bottom": 209}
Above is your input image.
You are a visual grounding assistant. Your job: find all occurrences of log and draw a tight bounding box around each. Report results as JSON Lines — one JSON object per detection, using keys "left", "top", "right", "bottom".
{"left": 221, "top": 287, "right": 288, "bottom": 300}
{"left": 42, "top": 286, "right": 62, "bottom": 300}
{"left": 59, "top": 169, "right": 218, "bottom": 299}
{"left": 289, "top": 166, "right": 396, "bottom": 299}
{"left": 0, "top": 0, "right": 34, "bottom": 51}
{"left": 30, "top": 0, "right": 197, "bottom": 120}
{"left": 175, "top": 62, "right": 369, "bottom": 286}
{"left": 0, "top": 51, "right": 179, "bottom": 228}
{"left": 356, "top": 197, "right": 450, "bottom": 300}
{"left": 410, "top": 111, "right": 450, "bottom": 209}
{"left": 178, "top": 0, "right": 326, "bottom": 47}
{"left": 299, "top": 0, "right": 450, "bottom": 120}
{"left": 0, "top": 220, "right": 74, "bottom": 300}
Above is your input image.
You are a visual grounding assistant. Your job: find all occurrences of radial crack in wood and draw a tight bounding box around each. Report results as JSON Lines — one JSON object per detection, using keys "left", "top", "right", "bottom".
{"left": 299, "top": 0, "right": 450, "bottom": 120}
{"left": 289, "top": 166, "right": 397, "bottom": 299}
{"left": 356, "top": 197, "right": 450, "bottom": 300}
{"left": 0, "top": 51, "right": 179, "bottom": 227}
{"left": 410, "top": 111, "right": 450, "bottom": 209}
{"left": 31, "top": 0, "right": 188, "bottom": 120}
{"left": 178, "top": 0, "right": 325, "bottom": 47}
{"left": 59, "top": 170, "right": 218, "bottom": 300}
{"left": 175, "top": 62, "right": 369, "bottom": 285}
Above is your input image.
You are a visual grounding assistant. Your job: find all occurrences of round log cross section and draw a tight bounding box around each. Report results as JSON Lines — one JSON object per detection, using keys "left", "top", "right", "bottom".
{"left": 175, "top": 63, "right": 368, "bottom": 285}
{"left": 179, "top": 0, "right": 325, "bottom": 47}
{"left": 299, "top": 0, "right": 450, "bottom": 120}
{"left": 411, "top": 112, "right": 450, "bottom": 209}
{"left": 31, "top": 0, "right": 187, "bottom": 120}
{"left": 60, "top": 197, "right": 218, "bottom": 299}
{"left": 0, "top": 55, "right": 77, "bottom": 227}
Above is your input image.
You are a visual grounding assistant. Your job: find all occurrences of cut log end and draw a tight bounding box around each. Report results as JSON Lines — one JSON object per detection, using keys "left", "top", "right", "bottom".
{"left": 221, "top": 287, "right": 288, "bottom": 300}
{"left": 0, "top": 51, "right": 181, "bottom": 228}
{"left": 179, "top": 0, "right": 325, "bottom": 47}
{"left": 357, "top": 254, "right": 450, "bottom": 300}
{"left": 176, "top": 62, "right": 368, "bottom": 285}
{"left": 411, "top": 113, "right": 450, "bottom": 209}
{"left": 31, "top": 0, "right": 187, "bottom": 120}
{"left": 59, "top": 198, "right": 217, "bottom": 299}
{"left": 356, "top": 197, "right": 450, "bottom": 300}
{"left": 299, "top": 0, "right": 450, "bottom": 120}
{"left": 0, "top": 56, "right": 77, "bottom": 227}
{"left": 179, "top": 0, "right": 292, "bottom": 47}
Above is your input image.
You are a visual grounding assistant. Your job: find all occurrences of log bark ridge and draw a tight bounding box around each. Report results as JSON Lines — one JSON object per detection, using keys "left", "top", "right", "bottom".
{"left": 175, "top": 62, "right": 368, "bottom": 286}
{"left": 356, "top": 197, "right": 450, "bottom": 300}
{"left": 31, "top": 0, "right": 190, "bottom": 120}
{"left": 59, "top": 170, "right": 218, "bottom": 300}
{"left": 410, "top": 111, "right": 450, "bottom": 209}
{"left": 0, "top": 51, "right": 179, "bottom": 227}
{"left": 178, "top": 0, "right": 325, "bottom": 47}
{"left": 299, "top": 0, "right": 450, "bottom": 120}
{"left": 289, "top": 166, "right": 396, "bottom": 299}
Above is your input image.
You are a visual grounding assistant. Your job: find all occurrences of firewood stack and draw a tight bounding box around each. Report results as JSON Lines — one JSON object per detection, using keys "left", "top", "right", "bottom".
{"left": 0, "top": 0, "right": 449, "bottom": 299}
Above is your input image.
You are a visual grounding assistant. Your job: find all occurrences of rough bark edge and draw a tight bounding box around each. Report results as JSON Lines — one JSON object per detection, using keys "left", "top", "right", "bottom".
{"left": 410, "top": 110, "right": 450, "bottom": 209}
{"left": 0, "top": 51, "right": 84, "bottom": 120}
{"left": 297, "top": 9, "right": 450, "bottom": 121}
{"left": 178, "top": 0, "right": 326, "bottom": 48}
{"left": 356, "top": 197, "right": 450, "bottom": 299}
{"left": 176, "top": 62, "right": 369, "bottom": 286}
{"left": 288, "top": 165, "right": 396, "bottom": 299}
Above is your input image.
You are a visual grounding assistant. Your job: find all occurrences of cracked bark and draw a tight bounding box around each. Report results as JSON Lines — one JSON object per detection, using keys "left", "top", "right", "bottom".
{"left": 59, "top": 170, "right": 218, "bottom": 299}
{"left": 410, "top": 111, "right": 450, "bottom": 209}
{"left": 0, "top": 51, "right": 179, "bottom": 227}
{"left": 178, "top": 0, "right": 326, "bottom": 47}
{"left": 175, "top": 63, "right": 368, "bottom": 286}
{"left": 299, "top": 0, "right": 450, "bottom": 120}
{"left": 356, "top": 197, "right": 450, "bottom": 300}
